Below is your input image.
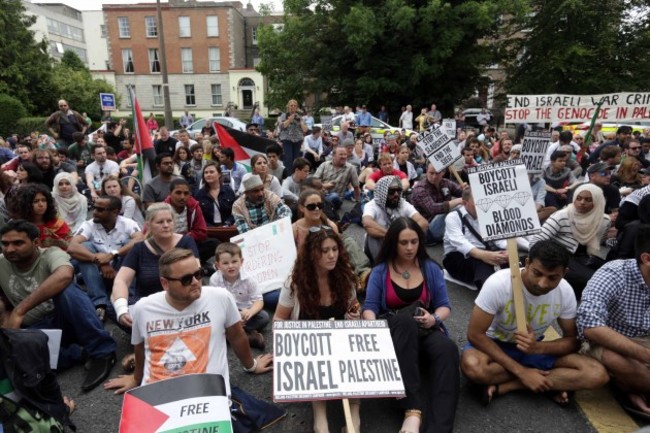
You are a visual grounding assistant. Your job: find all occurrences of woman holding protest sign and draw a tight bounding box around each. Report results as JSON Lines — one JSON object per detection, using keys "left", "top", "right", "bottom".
{"left": 274, "top": 227, "right": 361, "bottom": 433}
{"left": 362, "top": 217, "right": 459, "bottom": 433}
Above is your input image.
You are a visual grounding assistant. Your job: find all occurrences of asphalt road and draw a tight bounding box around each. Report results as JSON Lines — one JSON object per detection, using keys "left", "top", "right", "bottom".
{"left": 56, "top": 213, "right": 625, "bottom": 432}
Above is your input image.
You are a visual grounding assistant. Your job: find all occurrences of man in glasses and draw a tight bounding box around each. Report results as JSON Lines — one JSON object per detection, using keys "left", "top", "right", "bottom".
{"left": 246, "top": 123, "right": 261, "bottom": 136}
{"left": 45, "top": 99, "right": 87, "bottom": 148}
{"left": 104, "top": 248, "right": 273, "bottom": 396}
{"left": 232, "top": 175, "right": 292, "bottom": 234}
{"left": 85, "top": 145, "right": 119, "bottom": 202}
{"left": 623, "top": 139, "right": 650, "bottom": 169}
{"left": 68, "top": 196, "right": 143, "bottom": 322}
{"left": 362, "top": 176, "right": 428, "bottom": 261}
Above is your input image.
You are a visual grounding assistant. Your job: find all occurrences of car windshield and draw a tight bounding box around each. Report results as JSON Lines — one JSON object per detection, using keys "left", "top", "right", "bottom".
{"left": 215, "top": 118, "right": 233, "bottom": 128}
{"left": 190, "top": 119, "right": 206, "bottom": 130}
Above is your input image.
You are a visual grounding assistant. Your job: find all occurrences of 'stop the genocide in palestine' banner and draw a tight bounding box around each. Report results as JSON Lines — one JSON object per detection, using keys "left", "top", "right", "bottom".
{"left": 505, "top": 93, "right": 650, "bottom": 123}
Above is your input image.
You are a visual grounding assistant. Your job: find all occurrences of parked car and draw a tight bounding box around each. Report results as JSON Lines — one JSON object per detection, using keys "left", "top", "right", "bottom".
{"left": 462, "top": 108, "right": 494, "bottom": 129}
{"left": 314, "top": 115, "right": 415, "bottom": 145}
{"left": 170, "top": 116, "right": 247, "bottom": 137}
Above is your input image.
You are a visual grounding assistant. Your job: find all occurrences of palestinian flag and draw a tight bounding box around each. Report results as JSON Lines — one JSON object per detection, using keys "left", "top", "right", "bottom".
{"left": 213, "top": 122, "right": 279, "bottom": 172}
{"left": 127, "top": 85, "right": 155, "bottom": 185}
{"left": 120, "top": 374, "right": 232, "bottom": 433}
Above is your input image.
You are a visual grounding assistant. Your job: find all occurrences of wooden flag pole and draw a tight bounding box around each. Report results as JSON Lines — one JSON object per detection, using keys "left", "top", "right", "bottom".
{"left": 506, "top": 238, "right": 527, "bottom": 332}
{"left": 342, "top": 399, "right": 356, "bottom": 433}
{"left": 449, "top": 166, "right": 464, "bottom": 186}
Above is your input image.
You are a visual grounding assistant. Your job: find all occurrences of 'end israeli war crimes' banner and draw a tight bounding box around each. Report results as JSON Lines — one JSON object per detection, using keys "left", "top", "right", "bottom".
{"left": 505, "top": 92, "right": 650, "bottom": 123}
{"left": 520, "top": 131, "right": 551, "bottom": 174}
{"left": 273, "top": 320, "right": 405, "bottom": 402}
{"left": 467, "top": 161, "right": 541, "bottom": 241}
{"left": 416, "top": 125, "right": 461, "bottom": 172}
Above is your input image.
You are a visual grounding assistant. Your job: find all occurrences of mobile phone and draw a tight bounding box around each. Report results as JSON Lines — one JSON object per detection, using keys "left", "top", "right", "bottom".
{"left": 413, "top": 307, "right": 425, "bottom": 317}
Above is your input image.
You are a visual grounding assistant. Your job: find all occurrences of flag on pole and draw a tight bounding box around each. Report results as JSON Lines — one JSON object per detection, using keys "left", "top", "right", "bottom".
{"left": 213, "top": 122, "right": 278, "bottom": 172}
{"left": 127, "top": 86, "right": 155, "bottom": 185}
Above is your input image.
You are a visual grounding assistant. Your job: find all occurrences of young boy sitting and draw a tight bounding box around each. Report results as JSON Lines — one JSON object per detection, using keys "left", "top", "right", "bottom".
{"left": 209, "top": 242, "right": 269, "bottom": 349}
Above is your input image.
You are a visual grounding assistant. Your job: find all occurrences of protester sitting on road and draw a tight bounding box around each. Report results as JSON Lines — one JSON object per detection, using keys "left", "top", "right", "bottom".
{"left": 172, "top": 146, "right": 191, "bottom": 176}
{"left": 101, "top": 174, "right": 144, "bottom": 226}
{"left": 313, "top": 146, "right": 361, "bottom": 209}
{"left": 232, "top": 174, "right": 292, "bottom": 234}
{"left": 275, "top": 228, "right": 361, "bottom": 433}
{"left": 52, "top": 171, "right": 88, "bottom": 233}
{"left": 142, "top": 153, "right": 181, "bottom": 208}
{"left": 85, "top": 145, "right": 119, "bottom": 203}
{"left": 238, "top": 154, "right": 283, "bottom": 198}
{"left": 195, "top": 161, "right": 237, "bottom": 241}
{"left": 363, "top": 217, "right": 459, "bottom": 433}
{"left": 281, "top": 157, "right": 311, "bottom": 201}
{"left": 365, "top": 154, "right": 410, "bottom": 192}
{"left": 616, "top": 184, "right": 650, "bottom": 230}
{"left": 577, "top": 225, "right": 650, "bottom": 416}
{"left": 393, "top": 145, "right": 418, "bottom": 186}
{"left": 461, "top": 240, "right": 608, "bottom": 407}
{"left": 543, "top": 150, "right": 579, "bottom": 209}
{"left": 0, "top": 220, "right": 117, "bottom": 392}
{"left": 15, "top": 160, "right": 45, "bottom": 185}
{"left": 218, "top": 147, "right": 247, "bottom": 193}
{"left": 529, "top": 184, "right": 612, "bottom": 298}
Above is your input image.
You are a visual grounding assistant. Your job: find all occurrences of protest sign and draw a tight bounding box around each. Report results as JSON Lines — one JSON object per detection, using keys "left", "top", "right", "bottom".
{"left": 231, "top": 217, "right": 296, "bottom": 294}
{"left": 120, "top": 374, "right": 232, "bottom": 433}
{"left": 505, "top": 92, "right": 650, "bottom": 123}
{"left": 273, "top": 320, "right": 405, "bottom": 402}
{"left": 442, "top": 119, "right": 456, "bottom": 139}
{"left": 416, "top": 125, "right": 461, "bottom": 172}
{"left": 320, "top": 115, "right": 333, "bottom": 133}
{"left": 520, "top": 131, "right": 551, "bottom": 174}
{"left": 100, "top": 93, "right": 116, "bottom": 111}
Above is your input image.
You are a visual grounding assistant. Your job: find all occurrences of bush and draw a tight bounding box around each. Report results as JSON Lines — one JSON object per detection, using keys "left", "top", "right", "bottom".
{"left": 14, "top": 117, "right": 47, "bottom": 138}
{"left": 0, "top": 95, "right": 28, "bottom": 136}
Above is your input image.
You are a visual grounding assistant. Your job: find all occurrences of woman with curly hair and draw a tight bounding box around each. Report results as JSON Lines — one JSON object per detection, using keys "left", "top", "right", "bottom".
{"left": 6, "top": 183, "right": 71, "bottom": 250}
{"left": 172, "top": 146, "right": 191, "bottom": 175}
{"left": 274, "top": 228, "right": 361, "bottom": 433}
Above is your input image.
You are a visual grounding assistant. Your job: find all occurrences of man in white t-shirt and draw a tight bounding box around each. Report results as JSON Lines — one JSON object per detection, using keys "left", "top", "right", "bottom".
{"left": 85, "top": 145, "right": 119, "bottom": 202}
{"left": 104, "top": 248, "right": 271, "bottom": 395}
{"left": 399, "top": 105, "right": 413, "bottom": 130}
{"left": 362, "top": 176, "right": 428, "bottom": 261}
{"left": 460, "top": 240, "right": 608, "bottom": 406}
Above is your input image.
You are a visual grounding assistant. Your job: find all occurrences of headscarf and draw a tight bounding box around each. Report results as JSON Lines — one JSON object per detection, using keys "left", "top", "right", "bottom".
{"left": 567, "top": 183, "right": 606, "bottom": 256}
{"left": 373, "top": 175, "right": 405, "bottom": 223}
{"left": 52, "top": 172, "right": 86, "bottom": 228}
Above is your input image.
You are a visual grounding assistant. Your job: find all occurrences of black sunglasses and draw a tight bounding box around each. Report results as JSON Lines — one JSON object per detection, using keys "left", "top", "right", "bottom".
{"left": 388, "top": 187, "right": 402, "bottom": 195}
{"left": 92, "top": 205, "right": 113, "bottom": 212}
{"left": 305, "top": 202, "right": 324, "bottom": 211}
{"left": 165, "top": 269, "right": 204, "bottom": 286}
{"left": 308, "top": 225, "right": 333, "bottom": 233}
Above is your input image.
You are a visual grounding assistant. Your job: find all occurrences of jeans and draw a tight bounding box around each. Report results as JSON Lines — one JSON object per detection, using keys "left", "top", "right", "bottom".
{"left": 28, "top": 283, "right": 116, "bottom": 370}
{"left": 324, "top": 192, "right": 342, "bottom": 211}
{"left": 442, "top": 251, "right": 499, "bottom": 290}
{"left": 263, "top": 289, "right": 280, "bottom": 311}
{"left": 243, "top": 310, "right": 270, "bottom": 333}
{"left": 281, "top": 140, "right": 302, "bottom": 170}
{"left": 72, "top": 242, "right": 119, "bottom": 308}
{"left": 427, "top": 214, "right": 447, "bottom": 243}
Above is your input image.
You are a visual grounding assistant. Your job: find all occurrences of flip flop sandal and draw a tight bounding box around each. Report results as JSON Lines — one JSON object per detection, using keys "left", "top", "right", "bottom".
{"left": 63, "top": 396, "right": 76, "bottom": 415}
{"left": 544, "top": 391, "right": 574, "bottom": 407}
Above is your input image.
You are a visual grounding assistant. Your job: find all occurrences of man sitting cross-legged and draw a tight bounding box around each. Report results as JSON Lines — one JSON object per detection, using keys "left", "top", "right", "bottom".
{"left": 460, "top": 240, "right": 608, "bottom": 406}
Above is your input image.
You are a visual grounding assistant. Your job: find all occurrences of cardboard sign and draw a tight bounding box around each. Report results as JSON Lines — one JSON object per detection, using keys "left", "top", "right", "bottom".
{"left": 100, "top": 92, "right": 116, "bottom": 111}
{"left": 442, "top": 118, "right": 456, "bottom": 139}
{"left": 230, "top": 217, "right": 296, "bottom": 294}
{"left": 520, "top": 131, "right": 551, "bottom": 174}
{"left": 416, "top": 125, "right": 461, "bottom": 172}
{"left": 320, "top": 115, "right": 333, "bottom": 133}
{"left": 467, "top": 161, "right": 541, "bottom": 241}
{"left": 505, "top": 93, "right": 650, "bottom": 123}
{"left": 120, "top": 374, "right": 232, "bottom": 433}
{"left": 273, "top": 320, "right": 405, "bottom": 402}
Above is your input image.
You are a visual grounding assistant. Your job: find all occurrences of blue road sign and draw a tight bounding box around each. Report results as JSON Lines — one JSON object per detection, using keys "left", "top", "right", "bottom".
{"left": 100, "top": 93, "right": 116, "bottom": 111}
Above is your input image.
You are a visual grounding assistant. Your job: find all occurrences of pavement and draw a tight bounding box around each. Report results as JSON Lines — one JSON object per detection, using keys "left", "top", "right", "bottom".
{"left": 56, "top": 208, "right": 648, "bottom": 432}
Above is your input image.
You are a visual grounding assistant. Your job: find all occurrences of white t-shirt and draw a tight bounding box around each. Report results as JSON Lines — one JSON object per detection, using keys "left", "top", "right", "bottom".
{"left": 475, "top": 268, "right": 576, "bottom": 343}
{"left": 362, "top": 199, "right": 418, "bottom": 229}
{"left": 85, "top": 160, "right": 119, "bottom": 189}
{"left": 399, "top": 111, "right": 413, "bottom": 129}
{"left": 75, "top": 215, "right": 141, "bottom": 253}
{"left": 131, "top": 286, "right": 241, "bottom": 393}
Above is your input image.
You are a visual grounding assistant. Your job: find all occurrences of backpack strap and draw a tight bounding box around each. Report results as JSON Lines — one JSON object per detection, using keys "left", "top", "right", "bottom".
{"left": 455, "top": 209, "right": 496, "bottom": 251}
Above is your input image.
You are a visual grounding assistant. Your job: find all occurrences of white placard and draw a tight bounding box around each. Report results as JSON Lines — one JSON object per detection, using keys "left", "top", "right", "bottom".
{"left": 416, "top": 125, "right": 461, "bottom": 172}
{"left": 320, "top": 115, "right": 333, "bottom": 133}
{"left": 505, "top": 92, "right": 650, "bottom": 123}
{"left": 230, "top": 217, "right": 296, "bottom": 294}
{"left": 273, "top": 320, "right": 405, "bottom": 402}
{"left": 442, "top": 118, "right": 456, "bottom": 139}
{"left": 520, "top": 131, "right": 551, "bottom": 174}
{"left": 467, "top": 161, "right": 541, "bottom": 241}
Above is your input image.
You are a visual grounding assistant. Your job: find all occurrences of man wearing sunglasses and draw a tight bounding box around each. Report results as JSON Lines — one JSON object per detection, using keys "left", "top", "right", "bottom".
{"left": 104, "top": 248, "right": 272, "bottom": 395}
{"left": 68, "top": 196, "right": 143, "bottom": 322}
{"left": 623, "top": 139, "right": 650, "bottom": 169}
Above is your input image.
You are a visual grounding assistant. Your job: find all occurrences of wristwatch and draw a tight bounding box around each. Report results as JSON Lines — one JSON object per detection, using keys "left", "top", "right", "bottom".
{"left": 433, "top": 313, "right": 443, "bottom": 325}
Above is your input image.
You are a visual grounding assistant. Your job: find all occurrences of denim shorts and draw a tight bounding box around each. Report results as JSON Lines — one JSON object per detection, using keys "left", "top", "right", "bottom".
{"left": 463, "top": 338, "right": 556, "bottom": 370}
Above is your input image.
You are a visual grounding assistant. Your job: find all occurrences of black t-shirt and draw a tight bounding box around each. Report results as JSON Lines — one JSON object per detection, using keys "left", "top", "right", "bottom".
{"left": 104, "top": 131, "right": 123, "bottom": 153}
{"left": 154, "top": 137, "right": 178, "bottom": 156}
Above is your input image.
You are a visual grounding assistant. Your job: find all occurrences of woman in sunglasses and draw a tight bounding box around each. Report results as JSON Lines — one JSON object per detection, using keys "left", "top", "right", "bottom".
{"left": 292, "top": 188, "right": 339, "bottom": 250}
{"left": 274, "top": 227, "right": 361, "bottom": 433}
{"left": 363, "top": 217, "right": 458, "bottom": 433}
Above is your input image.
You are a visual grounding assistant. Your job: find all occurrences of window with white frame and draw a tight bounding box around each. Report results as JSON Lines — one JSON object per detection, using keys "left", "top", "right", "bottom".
{"left": 122, "top": 48, "right": 134, "bottom": 73}
{"left": 152, "top": 85, "right": 163, "bottom": 106}
{"left": 206, "top": 16, "right": 219, "bottom": 37}
{"left": 181, "top": 48, "right": 193, "bottom": 73}
{"left": 185, "top": 84, "right": 196, "bottom": 106}
{"left": 148, "top": 48, "right": 160, "bottom": 73}
{"left": 211, "top": 84, "right": 222, "bottom": 106}
{"left": 178, "top": 16, "right": 191, "bottom": 37}
{"left": 145, "top": 16, "right": 157, "bottom": 37}
{"left": 208, "top": 47, "right": 220, "bottom": 72}
{"left": 252, "top": 27, "right": 258, "bottom": 45}
{"left": 118, "top": 17, "right": 130, "bottom": 38}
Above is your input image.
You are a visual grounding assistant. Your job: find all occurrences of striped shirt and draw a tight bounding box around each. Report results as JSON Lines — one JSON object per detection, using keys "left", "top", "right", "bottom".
{"left": 577, "top": 259, "right": 650, "bottom": 339}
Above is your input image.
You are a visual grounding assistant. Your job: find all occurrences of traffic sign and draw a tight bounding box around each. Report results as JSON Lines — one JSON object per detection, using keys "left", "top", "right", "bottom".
{"left": 100, "top": 93, "right": 116, "bottom": 111}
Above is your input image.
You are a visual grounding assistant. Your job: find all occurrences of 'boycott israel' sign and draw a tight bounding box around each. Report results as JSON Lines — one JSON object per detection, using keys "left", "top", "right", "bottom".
{"left": 466, "top": 160, "right": 541, "bottom": 241}
{"left": 520, "top": 131, "right": 551, "bottom": 174}
{"left": 416, "top": 125, "right": 461, "bottom": 172}
{"left": 273, "top": 320, "right": 405, "bottom": 402}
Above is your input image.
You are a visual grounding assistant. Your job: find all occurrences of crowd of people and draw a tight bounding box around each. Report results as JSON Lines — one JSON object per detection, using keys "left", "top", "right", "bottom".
{"left": 0, "top": 98, "right": 648, "bottom": 433}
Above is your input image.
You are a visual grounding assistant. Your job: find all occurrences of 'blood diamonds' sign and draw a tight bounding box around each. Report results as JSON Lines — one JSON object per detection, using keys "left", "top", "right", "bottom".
{"left": 467, "top": 161, "right": 541, "bottom": 241}
{"left": 520, "top": 131, "right": 551, "bottom": 174}
{"left": 416, "top": 125, "right": 461, "bottom": 172}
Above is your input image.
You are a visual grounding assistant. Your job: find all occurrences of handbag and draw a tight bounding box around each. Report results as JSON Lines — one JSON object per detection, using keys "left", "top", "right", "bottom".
{"left": 380, "top": 300, "right": 435, "bottom": 338}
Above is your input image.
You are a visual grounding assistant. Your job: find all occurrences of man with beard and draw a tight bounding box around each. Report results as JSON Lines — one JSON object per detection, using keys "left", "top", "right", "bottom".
{"left": 85, "top": 145, "right": 119, "bottom": 202}
{"left": 231, "top": 175, "right": 292, "bottom": 234}
{"left": 362, "top": 176, "right": 428, "bottom": 261}
{"left": 142, "top": 153, "right": 181, "bottom": 208}
{"left": 68, "top": 196, "right": 142, "bottom": 321}
{"left": 45, "top": 100, "right": 87, "bottom": 148}
{"left": 31, "top": 149, "right": 58, "bottom": 188}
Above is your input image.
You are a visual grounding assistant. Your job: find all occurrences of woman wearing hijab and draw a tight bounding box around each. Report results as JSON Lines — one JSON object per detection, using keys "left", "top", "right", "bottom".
{"left": 529, "top": 183, "right": 613, "bottom": 298}
{"left": 52, "top": 172, "right": 88, "bottom": 233}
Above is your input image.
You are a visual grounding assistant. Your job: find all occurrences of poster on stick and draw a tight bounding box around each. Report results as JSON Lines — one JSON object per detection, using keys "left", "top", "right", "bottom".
{"left": 505, "top": 92, "right": 650, "bottom": 123}
{"left": 231, "top": 217, "right": 296, "bottom": 294}
{"left": 273, "top": 320, "right": 405, "bottom": 402}
{"left": 416, "top": 125, "right": 461, "bottom": 172}
{"left": 467, "top": 161, "right": 541, "bottom": 241}
{"left": 442, "top": 119, "right": 456, "bottom": 139}
{"left": 520, "top": 131, "right": 551, "bottom": 174}
{"left": 120, "top": 374, "right": 232, "bottom": 433}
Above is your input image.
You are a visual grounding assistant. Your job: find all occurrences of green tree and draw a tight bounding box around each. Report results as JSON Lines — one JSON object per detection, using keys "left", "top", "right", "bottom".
{"left": 504, "top": 0, "right": 650, "bottom": 95}
{"left": 257, "top": 0, "right": 526, "bottom": 114}
{"left": 0, "top": 94, "right": 27, "bottom": 135}
{"left": 0, "top": 0, "right": 57, "bottom": 115}
{"left": 51, "top": 51, "right": 119, "bottom": 120}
